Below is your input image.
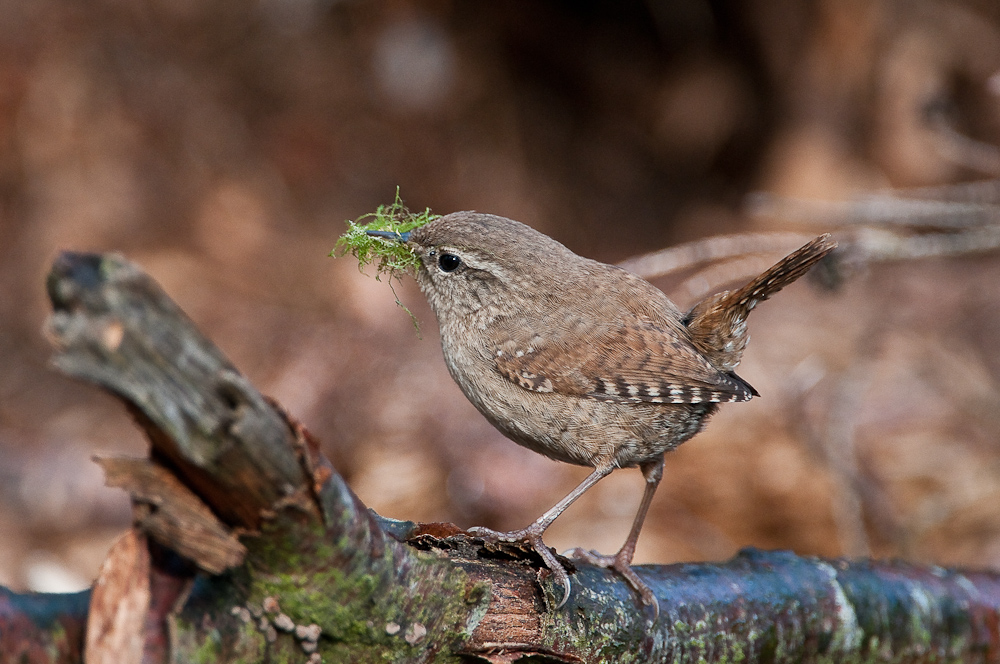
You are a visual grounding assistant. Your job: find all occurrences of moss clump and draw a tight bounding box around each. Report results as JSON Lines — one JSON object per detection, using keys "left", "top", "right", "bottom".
{"left": 332, "top": 189, "right": 439, "bottom": 334}
{"left": 332, "top": 188, "right": 439, "bottom": 278}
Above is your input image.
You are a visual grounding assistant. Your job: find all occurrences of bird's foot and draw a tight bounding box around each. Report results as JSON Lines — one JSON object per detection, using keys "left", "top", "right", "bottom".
{"left": 465, "top": 524, "right": 535, "bottom": 544}
{"left": 566, "top": 547, "right": 659, "bottom": 620}
{"left": 466, "top": 525, "right": 572, "bottom": 609}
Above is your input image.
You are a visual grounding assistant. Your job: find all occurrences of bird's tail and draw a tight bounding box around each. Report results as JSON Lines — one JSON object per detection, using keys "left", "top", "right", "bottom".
{"left": 684, "top": 234, "right": 837, "bottom": 372}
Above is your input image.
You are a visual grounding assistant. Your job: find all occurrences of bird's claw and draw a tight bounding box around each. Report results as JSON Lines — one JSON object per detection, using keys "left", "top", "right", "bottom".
{"left": 527, "top": 532, "right": 572, "bottom": 608}
{"left": 566, "top": 547, "right": 660, "bottom": 620}
{"left": 565, "top": 547, "right": 614, "bottom": 567}
{"left": 465, "top": 526, "right": 572, "bottom": 608}
{"left": 465, "top": 525, "right": 526, "bottom": 543}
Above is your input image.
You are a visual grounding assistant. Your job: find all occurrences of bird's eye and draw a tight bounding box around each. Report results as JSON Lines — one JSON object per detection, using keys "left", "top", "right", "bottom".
{"left": 438, "top": 253, "right": 462, "bottom": 272}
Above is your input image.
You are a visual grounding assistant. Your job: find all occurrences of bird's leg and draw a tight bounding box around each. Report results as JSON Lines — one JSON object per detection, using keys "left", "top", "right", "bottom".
{"left": 466, "top": 465, "right": 614, "bottom": 608}
{"left": 567, "top": 455, "right": 664, "bottom": 618}
{"left": 467, "top": 465, "right": 614, "bottom": 542}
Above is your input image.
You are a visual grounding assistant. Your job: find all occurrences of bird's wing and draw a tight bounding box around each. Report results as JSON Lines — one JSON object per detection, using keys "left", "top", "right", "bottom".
{"left": 493, "top": 318, "right": 755, "bottom": 405}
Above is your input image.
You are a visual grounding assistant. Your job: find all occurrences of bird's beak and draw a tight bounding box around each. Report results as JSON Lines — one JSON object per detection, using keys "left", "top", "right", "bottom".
{"left": 366, "top": 229, "right": 411, "bottom": 243}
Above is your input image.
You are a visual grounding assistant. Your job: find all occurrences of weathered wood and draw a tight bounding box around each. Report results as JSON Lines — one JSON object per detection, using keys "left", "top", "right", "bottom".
{"left": 84, "top": 530, "right": 150, "bottom": 664}
{"left": 96, "top": 457, "right": 245, "bottom": 574}
{"left": 45, "top": 252, "right": 309, "bottom": 530}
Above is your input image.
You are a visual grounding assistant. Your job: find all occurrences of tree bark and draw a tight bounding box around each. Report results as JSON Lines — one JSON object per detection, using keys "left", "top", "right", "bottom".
{"left": 2, "top": 250, "right": 997, "bottom": 663}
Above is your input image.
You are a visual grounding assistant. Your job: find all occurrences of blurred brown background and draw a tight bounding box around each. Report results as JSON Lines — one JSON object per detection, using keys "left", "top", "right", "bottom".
{"left": 3, "top": 0, "right": 1000, "bottom": 592}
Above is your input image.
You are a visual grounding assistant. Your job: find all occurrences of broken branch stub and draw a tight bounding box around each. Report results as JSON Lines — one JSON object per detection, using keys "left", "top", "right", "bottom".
{"left": 45, "top": 251, "right": 308, "bottom": 530}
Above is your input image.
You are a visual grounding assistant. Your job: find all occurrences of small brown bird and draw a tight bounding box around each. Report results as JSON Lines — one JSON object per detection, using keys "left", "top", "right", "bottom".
{"left": 367, "top": 212, "right": 835, "bottom": 614}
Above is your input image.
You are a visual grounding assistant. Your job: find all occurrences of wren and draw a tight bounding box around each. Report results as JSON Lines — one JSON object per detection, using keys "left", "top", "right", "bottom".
{"left": 367, "top": 212, "right": 835, "bottom": 616}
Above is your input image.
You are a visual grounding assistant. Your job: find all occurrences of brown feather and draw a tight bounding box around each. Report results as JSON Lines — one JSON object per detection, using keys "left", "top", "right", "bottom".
{"left": 494, "top": 316, "right": 755, "bottom": 405}
{"left": 684, "top": 233, "right": 837, "bottom": 372}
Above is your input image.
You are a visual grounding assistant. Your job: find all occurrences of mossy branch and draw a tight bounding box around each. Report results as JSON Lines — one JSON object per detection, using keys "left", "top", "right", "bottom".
{"left": 3, "top": 250, "right": 1000, "bottom": 663}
